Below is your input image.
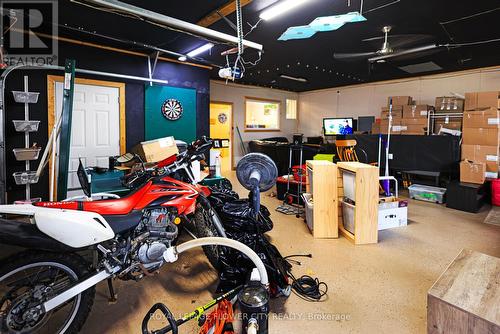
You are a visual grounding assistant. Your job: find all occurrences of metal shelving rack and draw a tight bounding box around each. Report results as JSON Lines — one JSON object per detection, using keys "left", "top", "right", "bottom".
{"left": 426, "top": 110, "right": 464, "bottom": 136}
{"left": 12, "top": 76, "right": 41, "bottom": 201}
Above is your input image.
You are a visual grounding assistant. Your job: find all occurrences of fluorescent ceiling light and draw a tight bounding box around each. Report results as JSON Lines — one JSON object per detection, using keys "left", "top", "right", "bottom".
{"left": 280, "top": 74, "right": 307, "bottom": 83}
{"left": 186, "top": 43, "right": 214, "bottom": 58}
{"left": 260, "top": 0, "right": 311, "bottom": 21}
{"left": 178, "top": 56, "right": 187, "bottom": 61}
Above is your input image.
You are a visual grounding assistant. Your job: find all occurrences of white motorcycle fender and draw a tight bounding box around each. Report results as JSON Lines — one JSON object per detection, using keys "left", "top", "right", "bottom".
{"left": 34, "top": 209, "right": 115, "bottom": 248}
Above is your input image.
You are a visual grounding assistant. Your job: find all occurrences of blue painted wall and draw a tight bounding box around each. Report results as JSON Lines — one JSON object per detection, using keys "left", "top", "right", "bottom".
{"left": 3, "top": 41, "right": 210, "bottom": 202}
{"left": 145, "top": 85, "right": 197, "bottom": 143}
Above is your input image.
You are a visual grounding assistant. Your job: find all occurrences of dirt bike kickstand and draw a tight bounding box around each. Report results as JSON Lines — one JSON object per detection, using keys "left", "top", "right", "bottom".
{"left": 107, "top": 278, "right": 118, "bottom": 304}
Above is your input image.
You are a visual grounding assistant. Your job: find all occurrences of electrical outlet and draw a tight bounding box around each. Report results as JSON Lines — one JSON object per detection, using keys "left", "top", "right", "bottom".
{"left": 388, "top": 153, "right": 393, "bottom": 160}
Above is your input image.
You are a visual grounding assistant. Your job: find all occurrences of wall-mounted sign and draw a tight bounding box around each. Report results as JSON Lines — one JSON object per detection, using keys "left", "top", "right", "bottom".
{"left": 218, "top": 112, "right": 228, "bottom": 124}
{"left": 161, "top": 98, "right": 183, "bottom": 121}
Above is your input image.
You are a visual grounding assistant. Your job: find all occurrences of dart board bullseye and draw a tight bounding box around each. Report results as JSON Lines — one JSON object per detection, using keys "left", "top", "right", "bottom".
{"left": 161, "top": 99, "right": 183, "bottom": 121}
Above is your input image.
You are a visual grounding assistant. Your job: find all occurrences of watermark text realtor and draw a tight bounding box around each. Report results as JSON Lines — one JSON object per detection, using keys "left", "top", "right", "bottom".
{"left": 1, "top": 0, "right": 58, "bottom": 66}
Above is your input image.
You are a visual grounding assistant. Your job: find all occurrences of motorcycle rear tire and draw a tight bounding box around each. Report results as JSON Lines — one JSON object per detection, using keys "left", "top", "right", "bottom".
{"left": 0, "top": 251, "right": 96, "bottom": 334}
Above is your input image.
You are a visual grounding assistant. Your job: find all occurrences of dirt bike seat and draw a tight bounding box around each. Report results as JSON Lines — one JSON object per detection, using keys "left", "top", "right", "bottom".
{"left": 35, "top": 181, "right": 153, "bottom": 215}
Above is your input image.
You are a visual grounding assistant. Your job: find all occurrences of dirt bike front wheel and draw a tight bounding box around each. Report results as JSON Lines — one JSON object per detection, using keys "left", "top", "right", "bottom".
{"left": 0, "top": 251, "right": 95, "bottom": 334}
{"left": 193, "top": 205, "right": 224, "bottom": 271}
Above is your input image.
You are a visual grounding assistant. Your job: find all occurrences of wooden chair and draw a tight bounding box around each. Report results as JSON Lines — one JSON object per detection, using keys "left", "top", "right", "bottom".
{"left": 336, "top": 139, "right": 359, "bottom": 162}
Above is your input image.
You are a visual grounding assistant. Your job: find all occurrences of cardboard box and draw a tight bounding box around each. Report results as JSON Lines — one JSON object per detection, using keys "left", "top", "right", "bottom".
{"left": 400, "top": 118, "right": 427, "bottom": 135}
{"left": 460, "top": 160, "right": 486, "bottom": 184}
{"left": 461, "top": 144, "right": 499, "bottom": 173}
{"left": 401, "top": 118, "right": 427, "bottom": 126}
{"left": 371, "top": 122, "right": 381, "bottom": 134}
{"left": 433, "top": 118, "right": 462, "bottom": 133}
{"left": 388, "top": 96, "right": 412, "bottom": 107}
{"left": 131, "top": 136, "right": 179, "bottom": 163}
{"left": 380, "top": 120, "right": 401, "bottom": 134}
{"left": 462, "top": 128, "right": 500, "bottom": 146}
{"left": 400, "top": 125, "right": 426, "bottom": 135}
{"left": 463, "top": 108, "right": 500, "bottom": 129}
{"left": 380, "top": 106, "right": 403, "bottom": 120}
{"left": 378, "top": 198, "right": 408, "bottom": 230}
{"left": 403, "top": 105, "right": 432, "bottom": 118}
{"left": 435, "top": 96, "right": 464, "bottom": 112}
{"left": 461, "top": 144, "right": 499, "bottom": 163}
{"left": 465, "top": 91, "right": 500, "bottom": 111}
{"left": 485, "top": 162, "right": 500, "bottom": 176}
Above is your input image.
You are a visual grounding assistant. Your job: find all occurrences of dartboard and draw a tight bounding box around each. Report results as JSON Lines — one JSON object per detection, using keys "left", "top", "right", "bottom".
{"left": 218, "top": 112, "right": 228, "bottom": 124}
{"left": 161, "top": 99, "right": 183, "bottom": 121}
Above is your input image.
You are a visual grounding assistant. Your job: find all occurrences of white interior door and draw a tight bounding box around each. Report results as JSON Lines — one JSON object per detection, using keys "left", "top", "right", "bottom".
{"left": 55, "top": 82, "right": 120, "bottom": 194}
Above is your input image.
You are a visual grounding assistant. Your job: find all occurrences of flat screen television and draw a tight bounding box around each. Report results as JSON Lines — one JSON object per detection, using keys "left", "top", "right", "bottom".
{"left": 323, "top": 118, "right": 354, "bottom": 136}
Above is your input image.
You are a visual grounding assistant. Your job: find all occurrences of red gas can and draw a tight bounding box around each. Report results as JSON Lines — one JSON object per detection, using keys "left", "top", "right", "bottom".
{"left": 492, "top": 179, "right": 500, "bottom": 206}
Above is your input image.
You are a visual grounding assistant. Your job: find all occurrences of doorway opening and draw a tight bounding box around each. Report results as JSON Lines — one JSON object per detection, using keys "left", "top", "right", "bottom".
{"left": 209, "top": 102, "right": 233, "bottom": 174}
{"left": 47, "top": 76, "right": 126, "bottom": 198}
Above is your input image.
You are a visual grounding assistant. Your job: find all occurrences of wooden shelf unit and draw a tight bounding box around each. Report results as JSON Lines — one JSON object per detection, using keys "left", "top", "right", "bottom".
{"left": 337, "top": 161, "right": 379, "bottom": 245}
{"left": 305, "top": 160, "right": 338, "bottom": 238}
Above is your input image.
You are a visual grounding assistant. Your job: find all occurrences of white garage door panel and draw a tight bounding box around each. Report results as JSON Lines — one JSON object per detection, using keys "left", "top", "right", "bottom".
{"left": 55, "top": 82, "right": 120, "bottom": 193}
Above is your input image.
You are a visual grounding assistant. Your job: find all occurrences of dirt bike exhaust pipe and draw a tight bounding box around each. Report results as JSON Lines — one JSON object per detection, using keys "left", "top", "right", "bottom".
{"left": 42, "top": 266, "right": 120, "bottom": 313}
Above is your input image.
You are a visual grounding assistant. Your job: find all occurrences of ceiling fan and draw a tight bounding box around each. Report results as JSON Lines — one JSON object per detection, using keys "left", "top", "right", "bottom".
{"left": 333, "top": 26, "right": 446, "bottom": 63}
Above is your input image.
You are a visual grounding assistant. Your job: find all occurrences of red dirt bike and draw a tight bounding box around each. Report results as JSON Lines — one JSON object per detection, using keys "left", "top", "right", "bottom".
{"left": 0, "top": 138, "right": 226, "bottom": 333}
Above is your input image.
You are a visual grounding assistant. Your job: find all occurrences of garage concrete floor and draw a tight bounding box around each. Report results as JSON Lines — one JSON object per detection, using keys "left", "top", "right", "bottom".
{"left": 81, "top": 176, "right": 500, "bottom": 334}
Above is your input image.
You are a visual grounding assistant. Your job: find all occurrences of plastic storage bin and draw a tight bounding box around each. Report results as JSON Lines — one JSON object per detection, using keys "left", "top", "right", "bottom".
{"left": 13, "top": 171, "right": 39, "bottom": 185}
{"left": 408, "top": 184, "right": 446, "bottom": 204}
{"left": 13, "top": 148, "right": 41, "bottom": 161}
{"left": 342, "top": 171, "right": 356, "bottom": 202}
{"left": 341, "top": 200, "right": 355, "bottom": 234}
{"left": 12, "top": 120, "right": 40, "bottom": 132}
{"left": 302, "top": 193, "right": 314, "bottom": 231}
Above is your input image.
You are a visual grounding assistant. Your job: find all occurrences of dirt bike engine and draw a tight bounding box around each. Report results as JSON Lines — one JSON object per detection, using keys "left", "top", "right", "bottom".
{"left": 135, "top": 208, "right": 179, "bottom": 270}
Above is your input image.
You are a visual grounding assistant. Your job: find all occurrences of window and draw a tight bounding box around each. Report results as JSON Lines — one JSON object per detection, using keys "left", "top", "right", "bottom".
{"left": 245, "top": 97, "right": 280, "bottom": 131}
{"left": 286, "top": 99, "right": 297, "bottom": 119}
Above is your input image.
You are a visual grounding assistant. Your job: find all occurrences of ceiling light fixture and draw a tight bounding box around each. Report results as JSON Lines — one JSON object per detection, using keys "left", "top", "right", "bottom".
{"left": 280, "top": 74, "right": 307, "bottom": 83}
{"left": 179, "top": 43, "right": 214, "bottom": 61}
{"left": 260, "top": 0, "right": 311, "bottom": 21}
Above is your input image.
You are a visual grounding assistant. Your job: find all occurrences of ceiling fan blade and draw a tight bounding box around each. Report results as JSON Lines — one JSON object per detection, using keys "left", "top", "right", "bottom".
{"left": 363, "top": 34, "right": 434, "bottom": 49}
{"left": 383, "top": 46, "right": 446, "bottom": 62}
{"left": 333, "top": 51, "right": 378, "bottom": 61}
{"left": 368, "top": 44, "right": 442, "bottom": 62}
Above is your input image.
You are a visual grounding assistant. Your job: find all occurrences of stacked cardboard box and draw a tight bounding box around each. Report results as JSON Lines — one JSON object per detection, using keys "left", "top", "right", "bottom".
{"left": 401, "top": 105, "right": 432, "bottom": 135}
{"left": 460, "top": 92, "right": 500, "bottom": 184}
{"left": 465, "top": 91, "right": 500, "bottom": 110}
{"left": 379, "top": 97, "right": 413, "bottom": 135}
{"left": 435, "top": 96, "right": 465, "bottom": 112}
{"left": 388, "top": 96, "right": 412, "bottom": 107}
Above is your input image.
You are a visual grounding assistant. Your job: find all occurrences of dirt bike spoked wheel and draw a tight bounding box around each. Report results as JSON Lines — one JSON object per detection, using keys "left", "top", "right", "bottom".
{"left": 193, "top": 205, "right": 223, "bottom": 271}
{"left": 0, "top": 252, "right": 95, "bottom": 334}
